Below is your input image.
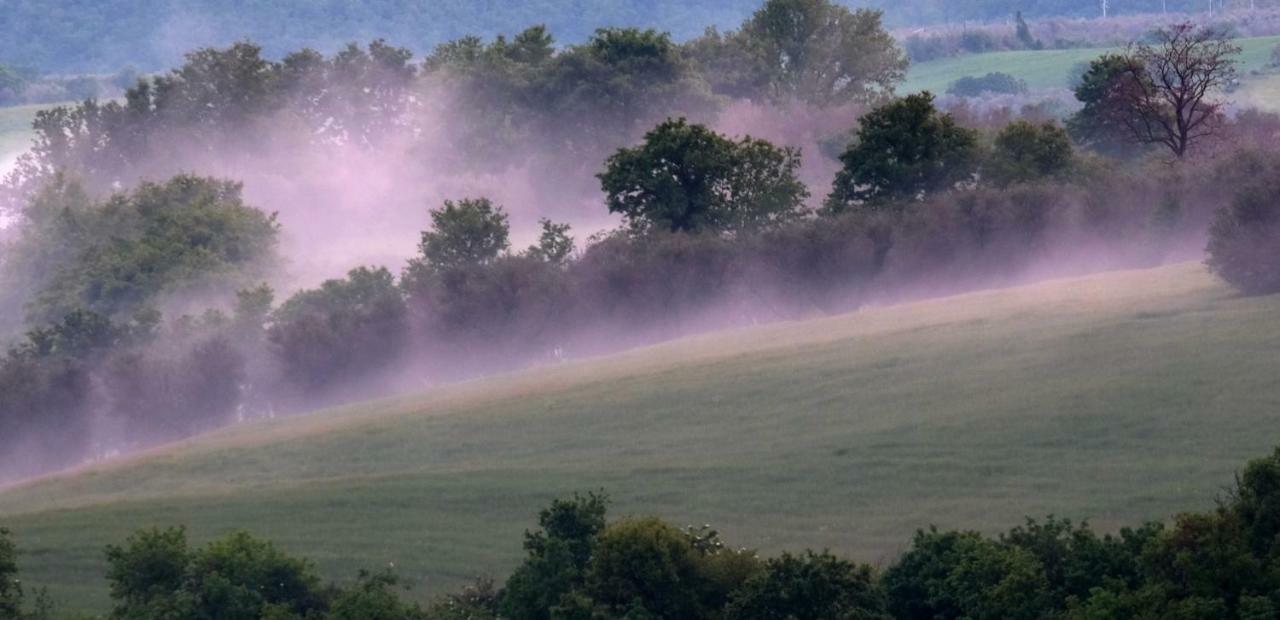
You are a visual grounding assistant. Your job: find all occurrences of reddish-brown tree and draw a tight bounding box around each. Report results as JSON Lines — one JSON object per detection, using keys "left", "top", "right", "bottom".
{"left": 1113, "top": 23, "right": 1240, "bottom": 159}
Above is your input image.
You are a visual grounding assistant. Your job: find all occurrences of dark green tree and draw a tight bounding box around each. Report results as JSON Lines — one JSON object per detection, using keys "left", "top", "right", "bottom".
{"left": 826, "top": 93, "right": 978, "bottom": 211}
{"left": 986, "top": 121, "right": 1075, "bottom": 187}
{"left": 726, "top": 550, "right": 890, "bottom": 620}
{"left": 1066, "top": 54, "right": 1148, "bottom": 157}
{"left": 599, "top": 118, "right": 808, "bottom": 234}
{"left": 580, "top": 517, "right": 711, "bottom": 619}
{"left": 326, "top": 571, "right": 427, "bottom": 620}
{"left": 883, "top": 528, "right": 1054, "bottom": 620}
{"left": 1206, "top": 181, "right": 1280, "bottom": 295}
{"left": 268, "top": 266, "right": 408, "bottom": 389}
{"left": 536, "top": 27, "right": 716, "bottom": 152}
{"left": 499, "top": 492, "right": 609, "bottom": 620}
{"left": 410, "top": 198, "right": 510, "bottom": 272}
{"left": 525, "top": 219, "right": 576, "bottom": 265}
{"left": 105, "top": 527, "right": 326, "bottom": 620}
{"left": 734, "top": 0, "right": 906, "bottom": 106}
{"left": 10, "top": 175, "right": 278, "bottom": 327}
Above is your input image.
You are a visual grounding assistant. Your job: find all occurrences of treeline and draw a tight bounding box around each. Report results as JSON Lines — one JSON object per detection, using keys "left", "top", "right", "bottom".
{"left": 0, "top": 1, "right": 903, "bottom": 215}
{"left": 902, "top": 8, "right": 1280, "bottom": 63}
{"left": 3, "top": 7, "right": 1279, "bottom": 479}
{"left": 8, "top": 445, "right": 1280, "bottom": 619}
{"left": 9, "top": 0, "right": 1280, "bottom": 74}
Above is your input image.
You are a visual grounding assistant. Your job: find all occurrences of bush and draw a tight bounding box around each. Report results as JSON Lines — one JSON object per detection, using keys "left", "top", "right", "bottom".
{"left": 268, "top": 266, "right": 408, "bottom": 390}
{"left": 1206, "top": 182, "right": 1280, "bottom": 295}
{"left": 947, "top": 72, "right": 1028, "bottom": 97}
{"left": 104, "top": 527, "right": 326, "bottom": 619}
{"left": 959, "top": 31, "right": 998, "bottom": 54}
{"left": 986, "top": 120, "right": 1075, "bottom": 187}
{"left": 726, "top": 550, "right": 888, "bottom": 620}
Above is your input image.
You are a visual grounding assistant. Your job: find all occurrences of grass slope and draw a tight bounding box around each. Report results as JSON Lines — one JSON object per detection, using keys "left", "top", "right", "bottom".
{"left": 903, "top": 34, "right": 1280, "bottom": 94}
{"left": 3, "top": 262, "right": 1280, "bottom": 614}
{"left": 0, "top": 104, "right": 42, "bottom": 166}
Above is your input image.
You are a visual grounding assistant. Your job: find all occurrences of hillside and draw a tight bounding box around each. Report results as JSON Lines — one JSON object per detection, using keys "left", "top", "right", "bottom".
{"left": 902, "top": 33, "right": 1280, "bottom": 94}
{"left": 2, "top": 262, "right": 1278, "bottom": 614}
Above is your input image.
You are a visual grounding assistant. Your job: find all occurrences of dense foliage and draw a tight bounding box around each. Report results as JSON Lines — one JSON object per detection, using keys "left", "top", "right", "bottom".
{"left": 1206, "top": 158, "right": 1280, "bottom": 295}
{"left": 8, "top": 445, "right": 1280, "bottom": 618}
{"left": 826, "top": 93, "right": 978, "bottom": 210}
{"left": 0, "top": 0, "right": 1271, "bottom": 486}
{"left": 1067, "top": 24, "right": 1240, "bottom": 159}
{"left": 5, "top": 0, "right": 1279, "bottom": 73}
{"left": 946, "top": 72, "right": 1028, "bottom": 97}
{"left": 599, "top": 118, "right": 808, "bottom": 233}
{"left": 686, "top": 0, "right": 906, "bottom": 107}
{"left": 2, "top": 175, "right": 278, "bottom": 330}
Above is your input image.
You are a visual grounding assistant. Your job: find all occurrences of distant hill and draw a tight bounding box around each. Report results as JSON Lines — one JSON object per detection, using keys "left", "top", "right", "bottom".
{"left": 2, "top": 0, "right": 1276, "bottom": 74}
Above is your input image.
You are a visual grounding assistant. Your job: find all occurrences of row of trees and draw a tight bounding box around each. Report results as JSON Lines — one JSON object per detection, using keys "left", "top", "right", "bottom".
{"left": 4, "top": 86, "right": 1277, "bottom": 478}
{"left": 0, "top": 5, "right": 1270, "bottom": 478}
{"left": 8, "top": 445, "right": 1280, "bottom": 618}
{"left": 1, "top": 0, "right": 908, "bottom": 219}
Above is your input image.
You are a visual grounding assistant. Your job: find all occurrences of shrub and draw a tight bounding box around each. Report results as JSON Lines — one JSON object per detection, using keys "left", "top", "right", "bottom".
{"left": 104, "top": 527, "right": 326, "bottom": 619}
{"left": 1206, "top": 182, "right": 1280, "bottom": 295}
{"left": 268, "top": 266, "right": 408, "bottom": 389}
{"left": 986, "top": 120, "right": 1075, "bottom": 187}
{"left": 947, "top": 72, "right": 1028, "bottom": 97}
{"left": 726, "top": 550, "right": 889, "bottom": 620}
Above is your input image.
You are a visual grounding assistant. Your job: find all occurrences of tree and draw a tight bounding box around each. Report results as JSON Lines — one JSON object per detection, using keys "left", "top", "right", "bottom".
{"left": 325, "top": 571, "right": 427, "bottom": 620}
{"left": 882, "top": 528, "right": 1054, "bottom": 620}
{"left": 599, "top": 118, "right": 808, "bottom": 234}
{"left": 826, "top": 93, "right": 978, "bottom": 211}
{"left": 580, "top": 517, "right": 712, "bottom": 619}
{"left": 1014, "top": 12, "right": 1042, "bottom": 50}
{"left": 986, "top": 121, "right": 1075, "bottom": 187}
{"left": 105, "top": 527, "right": 326, "bottom": 620}
{"left": 1067, "top": 54, "right": 1146, "bottom": 157}
{"left": 734, "top": 0, "right": 906, "bottom": 106}
{"left": 268, "top": 266, "right": 408, "bottom": 389}
{"left": 525, "top": 219, "right": 575, "bottom": 265}
{"left": 726, "top": 550, "right": 890, "bottom": 620}
{"left": 500, "top": 492, "right": 609, "bottom": 620}
{"left": 1107, "top": 24, "right": 1240, "bottom": 159}
{"left": 8, "top": 175, "right": 278, "bottom": 327}
{"left": 410, "top": 198, "right": 510, "bottom": 272}
{"left": 536, "top": 28, "right": 716, "bottom": 153}
{"left": 1206, "top": 181, "right": 1280, "bottom": 295}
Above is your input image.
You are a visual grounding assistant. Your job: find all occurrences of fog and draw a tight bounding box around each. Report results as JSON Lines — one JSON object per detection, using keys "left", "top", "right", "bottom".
{"left": 0, "top": 35, "right": 1262, "bottom": 486}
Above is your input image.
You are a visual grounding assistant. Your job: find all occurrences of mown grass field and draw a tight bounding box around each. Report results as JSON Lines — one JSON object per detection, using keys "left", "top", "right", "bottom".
{"left": 0, "top": 103, "right": 42, "bottom": 167}
{"left": 903, "top": 34, "right": 1280, "bottom": 95}
{"left": 2, "top": 262, "right": 1279, "bottom": 615}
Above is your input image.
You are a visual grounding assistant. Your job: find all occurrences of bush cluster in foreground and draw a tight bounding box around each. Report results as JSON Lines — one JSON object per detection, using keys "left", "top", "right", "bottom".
{"left": 7, "top": 446, "right": 1280, "bottom": 619}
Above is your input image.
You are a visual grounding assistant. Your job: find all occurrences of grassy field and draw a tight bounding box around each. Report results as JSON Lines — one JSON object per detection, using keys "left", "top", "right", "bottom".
{"left": 0, "top": 103, "right": 42, "bottom": 161}
{"left": 2, "top": 262, "right": 1279, "bottom": 614}
{"left": 903, "top": 34, "right": 1280, "bottom": 95}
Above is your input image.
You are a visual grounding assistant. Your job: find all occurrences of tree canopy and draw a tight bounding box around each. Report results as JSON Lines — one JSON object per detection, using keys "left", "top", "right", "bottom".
{"left": 599, "top": 118, "right": 808, "bottom": 234}
{"left": 825, "top": 92, "right": 978, "bottom": 211}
